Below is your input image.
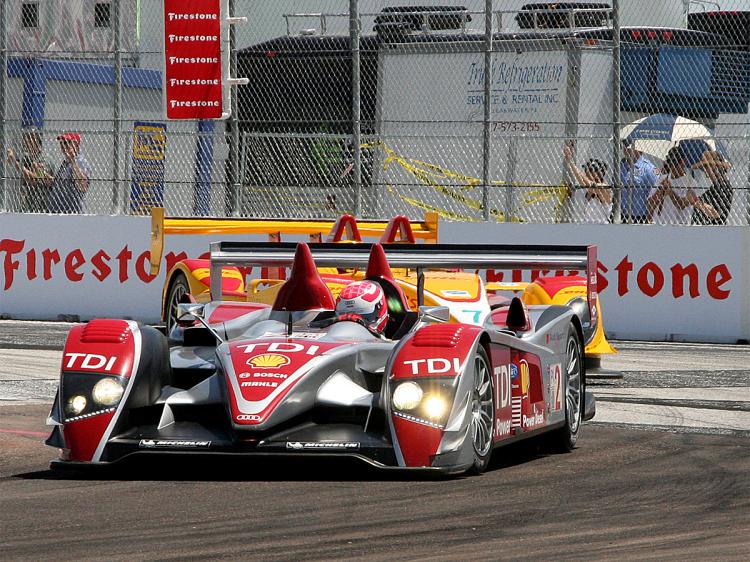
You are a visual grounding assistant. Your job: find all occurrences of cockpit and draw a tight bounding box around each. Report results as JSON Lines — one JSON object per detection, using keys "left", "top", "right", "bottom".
{"left": 269, "top": 242, "right": 417, "bottom": 340}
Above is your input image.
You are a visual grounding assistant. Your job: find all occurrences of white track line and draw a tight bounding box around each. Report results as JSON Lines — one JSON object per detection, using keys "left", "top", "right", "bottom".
{"left": 595, "top": 387, "right": 750, "bottom": 402}
{"left": 593, "top": 402, "right": 750, "bottom": 432}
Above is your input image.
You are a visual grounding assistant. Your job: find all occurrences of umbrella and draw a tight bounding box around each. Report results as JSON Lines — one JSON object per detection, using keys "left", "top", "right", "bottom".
{"left": 620, "top": 113, "right": 725, "bottom": 165}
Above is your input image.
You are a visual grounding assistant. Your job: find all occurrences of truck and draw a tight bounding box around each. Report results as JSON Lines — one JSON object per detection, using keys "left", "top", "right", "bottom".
{"left": 236, "top": 3, "right": 750, "bottom": 222}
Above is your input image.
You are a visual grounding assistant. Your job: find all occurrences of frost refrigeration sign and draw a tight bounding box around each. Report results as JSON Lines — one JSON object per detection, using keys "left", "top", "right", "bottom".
{"left": 163, "top": 0, "right": 224, "bottom": 119}
{"left": 465, "top": 53, "right": 567, "bottom": 130}
{"left": 378, "top": 50, "right": 567, "bottom": 128}
{"left": 374, "top": 46, "right": 570, "bottom": 220}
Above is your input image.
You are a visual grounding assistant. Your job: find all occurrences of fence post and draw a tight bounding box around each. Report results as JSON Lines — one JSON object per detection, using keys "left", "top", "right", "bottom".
{"left": 228, "top": 0, "right": 240, "bottom": 217}
{"left": 482, "top": 0, "right": 493, "bottom": 222}
{"left": 611, "top": 0, "right": 622, "bottom": 223}
{"left": 113, "top": 0, "right": 123, "bottom": 214}
{"left": 350, "top": 0, "right": 362, "bottom": 217}
{"left": 0, "top": 0, "right": 6, "bottom": 212}
{"left": 194, "top": 120, "right": 216, "bottom": 216}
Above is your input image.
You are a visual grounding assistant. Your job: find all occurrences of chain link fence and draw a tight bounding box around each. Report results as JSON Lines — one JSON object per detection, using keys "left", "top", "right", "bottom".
{"left": 1, "top": 0, "right": 749, "bottom": 225}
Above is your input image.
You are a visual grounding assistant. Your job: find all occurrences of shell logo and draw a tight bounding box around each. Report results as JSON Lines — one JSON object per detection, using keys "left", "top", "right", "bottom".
{"left": 519, "top": 360, "right": 530, "bottom": 395}
{"left": 247, "top": 353, "right": 290, "bottom": 369}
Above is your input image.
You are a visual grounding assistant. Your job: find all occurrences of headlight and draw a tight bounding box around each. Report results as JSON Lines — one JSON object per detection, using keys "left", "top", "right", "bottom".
{"left": 92, "top": 378, "right": 124, "bottom": 406}
{"left": 392, "top": 381, "right": 423, "bottom": 410}
{"left": 423, "top": 395, "right": 447, "bottom": 420}
{"left": 66, "top": 395, "right": 87, "bottom": 416}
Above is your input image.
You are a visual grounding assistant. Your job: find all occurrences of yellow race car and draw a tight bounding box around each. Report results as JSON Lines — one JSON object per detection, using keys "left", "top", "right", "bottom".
{"left": 148, "top": 208, "right": 615, "bottom": 365}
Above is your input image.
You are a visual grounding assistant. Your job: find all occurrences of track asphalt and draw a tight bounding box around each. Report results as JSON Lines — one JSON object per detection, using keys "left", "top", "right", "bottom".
{"left": 1, "top": 321, "right": 748, "bottom": 560}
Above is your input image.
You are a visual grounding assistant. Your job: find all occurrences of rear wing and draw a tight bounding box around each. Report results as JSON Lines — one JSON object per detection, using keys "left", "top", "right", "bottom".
{"left": 149, "top": 208, "right": 439, "bottom": 275}
{"left": 208, "top": 242, "right": 599, "bottom": 330}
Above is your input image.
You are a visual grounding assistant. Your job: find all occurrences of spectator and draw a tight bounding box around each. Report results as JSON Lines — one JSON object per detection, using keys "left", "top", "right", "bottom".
{"left": 647, "top": 146, "right": 717, "bottom": 225}
{"left": 691, "top": 150, "right": 732, "bottom": 225}
{"left": 5, "top": 129, "right": 54, "bottom": 212}
{"left": 562, "top": 143, "right": 611, "bottom": 223}
{"left": 47, "top": 132, "right": 92, "bottom": 214}
{"left": 620, "top": 138, "right": 658, "bottom": 224}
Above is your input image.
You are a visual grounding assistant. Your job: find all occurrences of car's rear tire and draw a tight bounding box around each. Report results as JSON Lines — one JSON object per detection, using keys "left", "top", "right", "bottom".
{"left": 165, "top": 272, "right": 190, "bottom": 334}
{"left": 545, "top": 325, "right": 584, "bottom": 453}
{"left": 467, "top": 346, "right": 495, "bottom": 474}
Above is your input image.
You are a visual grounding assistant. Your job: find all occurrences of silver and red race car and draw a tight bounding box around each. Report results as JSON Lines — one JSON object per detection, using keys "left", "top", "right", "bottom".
{"left": 46, "top": 241, "right": 597, "bottom": 474}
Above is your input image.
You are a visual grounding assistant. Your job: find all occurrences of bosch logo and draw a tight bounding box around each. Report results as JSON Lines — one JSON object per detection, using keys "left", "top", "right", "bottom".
{"left": 235, "top": 414, "right": 262, "bottom": 422}
{"left": 238, "top": 372, "right": 288, "bottom": 379}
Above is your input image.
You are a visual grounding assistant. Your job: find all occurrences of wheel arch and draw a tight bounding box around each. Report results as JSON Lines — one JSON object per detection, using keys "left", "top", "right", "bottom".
{"left": 568, "top": 313, "right": 587, "bottom": 384}
{"left": 161, "top": 262, "right": 205, "bottom": 322}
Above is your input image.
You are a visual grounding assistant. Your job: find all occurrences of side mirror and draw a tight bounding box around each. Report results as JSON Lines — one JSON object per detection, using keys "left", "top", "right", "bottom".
{"left": 417, "top": 305, "right": 450, "bottom": 324}
{"left": 176, "top": 302, "right": 205, "bottom": 323}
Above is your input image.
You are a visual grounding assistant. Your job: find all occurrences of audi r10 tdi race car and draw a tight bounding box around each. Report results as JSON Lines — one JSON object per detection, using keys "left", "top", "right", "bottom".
{"left": 46, "top": 241, "right": 597, "bottom": 474}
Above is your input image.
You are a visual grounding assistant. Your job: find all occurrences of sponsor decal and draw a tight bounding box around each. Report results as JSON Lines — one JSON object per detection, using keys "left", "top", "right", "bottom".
{"left": 166, "top": 12, "right": 219, "bottom": 21}
{"left": 0, "top": 231, "right": 735, "bottom": 306}
{"left": 258, "top": 331, "right": 324, "bottom": 340}
{"left": 549, "top": 363, "right": 563, "bottom": 411}
{"left": 495, "top": 419, "right": 512, "bottom": 437}
{"left": 285, "top": 441, "right": 360, "bottom": 450}
{"left": 235, "top": 414, "right": 262, "bottom": 422}
{"left": 129, "top": 122, "right": 167, "bottom": 214}
{"left": 139, "top": 439, "right": 210, "bottom": 448}
{"left": 246, "top": 353, "right": 290, "bottom": 369}
{"left": 236, "top": 342, "right": 320, "bottom": 355}
{"left": 511, "top": 360, "right": 530, "bottom": 395}
{"left": 485, "top": 260, "right": 733, "bottom": 301}
{"left": 0, "top": 239, "right": 194, "bottom": 290}
{"left": 64, "top": 353, "right": 117, "bottom": 372}
{"left": 493, "top": 364, "right": 511, "bottom": 409}
{"left": 163, "top": 0, "right": 223, "bottom": 119}
{"left": 441, "top": 289, "right": 471, "bottom": 297}
{"left": 238, "top": 372, "right": 288, "bottom": 379}
{"left": 240, "top": 381, "right": 279, "bottom": 388}
{"left": 402, "top": 357, "right": 461, "bottom": 376}
{"left": 522, "top": 405, "right": 545, "bottom": 429}
{"left": 546, "top": 332, "right": 564, "bottom": 343}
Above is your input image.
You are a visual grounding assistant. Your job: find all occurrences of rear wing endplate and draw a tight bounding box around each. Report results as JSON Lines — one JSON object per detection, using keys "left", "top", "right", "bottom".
{"left": 208, "top": 242, "right": 599, "bottom": 330}
{"left": 149, "top": 208, "right": 439, "bottom": 275}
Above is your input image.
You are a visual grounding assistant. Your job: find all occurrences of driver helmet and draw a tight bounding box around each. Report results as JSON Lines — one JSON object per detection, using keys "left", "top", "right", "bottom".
{"left": 335, "top": 280, "right": 388, "bottom": 333}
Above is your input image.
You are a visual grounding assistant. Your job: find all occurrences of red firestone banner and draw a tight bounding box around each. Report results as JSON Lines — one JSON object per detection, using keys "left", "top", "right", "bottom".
{"left": 163, "top": 0, "right": 223, "bottom": 119}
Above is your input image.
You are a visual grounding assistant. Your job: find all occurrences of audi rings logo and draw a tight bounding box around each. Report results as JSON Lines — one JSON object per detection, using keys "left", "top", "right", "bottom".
{"left": 235, "top": 414, "right": 262, "bottom": 422}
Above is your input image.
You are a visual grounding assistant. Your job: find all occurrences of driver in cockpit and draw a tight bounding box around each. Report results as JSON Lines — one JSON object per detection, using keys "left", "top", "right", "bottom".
{"left": 334, "top": 280, "right": 389, "bottom": 335}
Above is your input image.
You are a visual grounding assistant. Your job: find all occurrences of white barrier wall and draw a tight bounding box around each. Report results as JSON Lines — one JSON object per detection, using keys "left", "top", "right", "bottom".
{"left": 443, "top": 222, "right": 750, "bottom": 343}
{"left": 1, "top": 214, "right": 207, "bottom": 322}
{"left": 1, "top": 214, "right": 748, "bottom": 343}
